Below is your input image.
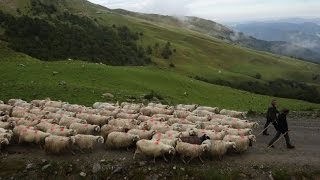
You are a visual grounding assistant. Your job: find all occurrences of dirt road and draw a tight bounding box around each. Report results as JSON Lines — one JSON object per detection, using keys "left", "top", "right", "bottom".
{"left": 1, "top": 116, "right": 320, "bottom": 180}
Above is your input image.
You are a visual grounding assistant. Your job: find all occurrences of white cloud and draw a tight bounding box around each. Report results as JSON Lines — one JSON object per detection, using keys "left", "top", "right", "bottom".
{"left": 88, "top": 0, "right": 320, "bottom": 22}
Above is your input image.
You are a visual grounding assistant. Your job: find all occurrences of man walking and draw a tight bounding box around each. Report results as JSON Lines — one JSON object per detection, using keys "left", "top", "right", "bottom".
{"left": 263, "top": 99, "right": 279, "bottom": 135}
{"left": 268, "top": 109, "right": 295, "bottom": 149}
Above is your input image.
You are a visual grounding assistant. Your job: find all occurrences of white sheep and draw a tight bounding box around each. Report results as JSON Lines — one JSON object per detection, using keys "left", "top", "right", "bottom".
{"left": 73, "top": 134, "right": 104, "bottom": 153}
{"left": 100, "top": 125, "right": 125, "bottom": 140}
{"left": 219, "top": 109, "right": 247, "bottom": 118}
{"left": 133, "top": 139, "right": 176, "bottom": 163}
{"left": 172, "top": 123, "right": 201, "bottom": 132}
{"left": 44, "top": 135, "right": 75, "bottom": 154}
{"left": 202, "top": 140, "right": 236, "bottom": 160}
{"left": 152, "top": 132, "right": 180, "bottom": 140}
{"left": 116, "top": 112, "right": 140, "bottom": 119}
{"left": 151, "top": 114, "right": 174, "bottom": 121}
{"left": 127, "top": 129, "right": 156, "bottom": 140}
{"left": 11, "top": 107, "right": 29, "bottom": 118}
{"left": 108, "top": 118, "right": 140, "bottom": 127}
{"left": 46, "top": 127, "right": 77, "bottom": 137}
{"left": 93, "top": 102, "right": 116, "bottom": 110}
{"left": 42, "top": 107, "right": 60, "bottom": 113}
{"left": 31, "top": 99, "right": 49, "bottom": 107}
{"left": 196, "top": 106, "right": 220, "bottom": 114}
{"left": 18, "top": 129, "right": 51, "bottom": 146}
{"left": 226, "top": 128, "right": 252, "bottom": 136}
{"left": 29, "top": 107, "right": 49, "bottom": 116}
{"left": 175, "top": 140, "right": 209, "bottom": 164}
{"left": 186, "top": 115, "right": 211, "bottom": 123}
{"left": 167, "top": 118, "right": 193, "bottom": 125}
{"left": 137, "top": 115, "right": 164, "bottom": 122}
{"left": 139, "top": 107, "right": 153, "bottom": 116}
{"left": 76, "top": 113, "right": 111, "bottom": 126}
{"left": 36, "top": 122, "right": 63, "bottom": 132}
{"left": 176, "top": 104, "right": 198, "bottom": 111}
{"left": 173, "top": 110, "right": 191, "bottom": 119}
{"left": 8, "top": 99, "right": 27, "bottom": 106}
{"left": 230, "top": 121, "right": 259, "bottom": 129}
{"left": 0, "top": 115, "right": 10, "bottom": 122}
{"left": 0, "top": 104, "right": 13, "bottom": 114}
{"left": 69, "top": 123, "right": 100, "bottom": 135}
{"left": 147, "top": 103, "right": 169, "bottom": 109}
{"left": 59, "top": 116, "right": 87, "bottom": 128}
{"left": 105, "top": 132, "right": 140, "bottom": 149}
{"left": 122, "top": 103, "right": 143, "bottom": 112}
{"left": 98, "top": 109, "right": 120, "bottom": 117}
{"left": 64, "top": 104, "right": 85, "bottom": 113}
{"left": 0, "top": 121, "right": 15, "bottom": 129}
{"left": 223, "top": 135, "right": 256, "bottom": 152}
{"left": 44, "top": 101, "right": 65, "bottom": 108}
{"left": 149, "top": 107, "right": 174, "bottom": 115}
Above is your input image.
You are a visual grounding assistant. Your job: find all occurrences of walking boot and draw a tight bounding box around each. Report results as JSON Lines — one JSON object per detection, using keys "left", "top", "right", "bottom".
{"left": 287, "top": 144, "right": 295, "bottom": 149}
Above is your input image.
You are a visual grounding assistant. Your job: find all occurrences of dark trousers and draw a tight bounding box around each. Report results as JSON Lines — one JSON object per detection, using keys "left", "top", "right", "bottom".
{"left": 263, "top": 119, "right": 277, "bottom": 133}
{"left": 268, "top": 131, "right": 291, "bottom": 146}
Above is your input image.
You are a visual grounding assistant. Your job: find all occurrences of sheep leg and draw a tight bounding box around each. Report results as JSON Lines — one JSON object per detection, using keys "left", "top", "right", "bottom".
{"left": 180, "top": 155, "right": 186, "bottom": 164}
{"left": 171, "top": 153, "right": 176, "bottom": 162}
{"left": 133, "top": 148, "right": 141, "bottom": 159}
{"left": 198, "top": 156, "right": 204, "bottom": 164}
{"left": 153, "top": 156, "right": 157, "bottom": 164}
{"left": 187, "top": 157, "right": 195, "bottom": 164}
{"left": 162, "top": 154, "right": 168, "bottom": 162}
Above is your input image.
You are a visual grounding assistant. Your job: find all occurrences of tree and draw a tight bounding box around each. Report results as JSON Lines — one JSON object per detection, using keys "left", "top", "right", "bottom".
{"left": 146, "top": 45, "right": 152, "bottom": 55}
{"left": 255, "top": 73, "right": 262, "bottom": 79}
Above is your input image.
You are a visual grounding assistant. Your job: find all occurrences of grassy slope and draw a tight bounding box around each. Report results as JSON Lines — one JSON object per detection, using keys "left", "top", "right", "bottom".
{"left": 0, "top": 44, "right": 319, "bottom": 112}
{"left": 1, "top": 0, "right": 319, "bottom": 87}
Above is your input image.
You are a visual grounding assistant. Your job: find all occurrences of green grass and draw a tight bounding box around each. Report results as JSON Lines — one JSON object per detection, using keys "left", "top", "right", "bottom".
{"left": 1, "top": 45, "right": 319, "bottom": 113}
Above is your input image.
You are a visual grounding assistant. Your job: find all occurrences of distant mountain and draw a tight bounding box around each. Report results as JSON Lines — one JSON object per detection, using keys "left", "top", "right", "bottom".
{"left": 234, "top": 21, "right": 320, "bottom": 63}
{"left": 113, "top": 9, "right": 320, "bottom": 63}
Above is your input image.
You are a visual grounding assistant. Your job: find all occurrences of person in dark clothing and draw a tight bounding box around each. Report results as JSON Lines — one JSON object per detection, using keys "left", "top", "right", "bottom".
{"left": 268, "top": 109, "right": 295, "bottom": 149}
{"left": 263, "top": 99, "right": 279, "bottom": 135}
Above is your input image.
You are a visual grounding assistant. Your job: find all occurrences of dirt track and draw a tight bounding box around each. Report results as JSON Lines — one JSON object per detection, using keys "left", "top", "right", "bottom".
{"left": 1, "top": 115, "right": 320, "bottom": 180}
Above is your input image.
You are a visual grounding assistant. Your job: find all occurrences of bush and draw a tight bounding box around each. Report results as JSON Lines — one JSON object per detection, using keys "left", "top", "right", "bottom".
{"left": 255, "top": 73, "right": 262, "bottom": 79}
{"left": 169, "top": 63, "right": 175, "bottom": 68}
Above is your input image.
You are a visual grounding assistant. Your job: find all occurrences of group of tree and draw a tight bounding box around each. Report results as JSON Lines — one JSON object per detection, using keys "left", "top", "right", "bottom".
{"left": 0, "top": 9, "right": 151, "bottom": 65}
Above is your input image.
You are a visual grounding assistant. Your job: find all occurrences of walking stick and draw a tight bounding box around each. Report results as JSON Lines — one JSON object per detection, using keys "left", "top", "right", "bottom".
{"left": 267, "top": 131, "right": 288, "bottom": 148}
{"left": 257, "top": 124, "right": 272, "bottom": 136}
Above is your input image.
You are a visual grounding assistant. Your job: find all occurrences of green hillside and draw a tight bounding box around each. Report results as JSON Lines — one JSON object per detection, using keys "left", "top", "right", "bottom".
{"left": 0, "top": 0, "right": 320, "bottom": 104}
{"left": 1, "top": 44, "right": 319, "bottom": 112}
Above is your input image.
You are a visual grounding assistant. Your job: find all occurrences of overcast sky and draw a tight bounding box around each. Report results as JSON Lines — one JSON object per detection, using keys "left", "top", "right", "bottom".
{"left": 88, "top": 0, "right": 320, "bottom": 23}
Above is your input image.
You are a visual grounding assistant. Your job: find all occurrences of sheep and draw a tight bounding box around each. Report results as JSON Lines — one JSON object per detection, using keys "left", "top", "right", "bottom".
{"left": 10, "top": 106, "right": 29, "bottom": 118}
{"left": 76, "top": 113, "right": 111, "bottom": 126}
{"left": 98, "top": 109, "right": 120, "bottom": 117}
{"left": 191, "top": 110, "right": 214, "bottom": 117}
{"left": 176, "top": 104, "right": 198, "bottom": 111}
{"left": 139, "top": 107, "right": 153, "bottom": 116}
{"left": 81, "top": 108, "right": 100, "bottom": 114}
{"left": 108, "top": 118, "right": 140, "bottom": 127}
{"left": 44, "top": 101, "right": 65, "bottom": 108}
{"left": 31, "top": 99, "right": 49, "bottom": 107}
{"left": 202, "top": 140, "right": 236, "bottom": 160}
{"left": 93, "top": 102, "right": 118, "bottom": 111}
{"left": 173, "top": 110, "right": 191, "bottom": 119}
{"left": 40, "top": 118, "right": 59, "bottom": 124}
{"left": 55, "top": 110, "right": 76, "bottom": 117}
{"left": 0, "top": 101, "right": 3, "bottom": 104}
{"left": 18, "top": 129, "right": 51, "bottom": 146}
{"left": 29, "top": 108, "right": 49, "bottom": 116}
{"left": 46, "top": 127, "right": 76, "bottom": 137}
{"left": 59, "top": 116, "right": 87, "bottom": 128}
{"left": 13, "top": 125, "right": 35, "bottom": 138}
{"left": 0, "top": 115, "right": 10, "bottom": 122}
{"left": 167, "top": 118, "right": 193, "bottom": 125}
{"left": 42, "top": 107, "right": 60, "bottom": 113}
{"left": 120, "top": 108, "right": 138, "bottom": 114}
{"left": 204, "top": 124, "right": 230, "bottom": 132}
{"left": 152, "top": 132, "right": 180, "bottom": 140}
{"left": 230, "top": 121, "right": 259, "bottom": 129}
{"left": 14, "top": 102, "right": 33, "bottom": 109}
{"left": 0, "top": 104, "right": 13, "bottom": 114}
{"left": 149, "top": 107, "right": 174, "bottom": 115}
{"left": 0, "top": 137, "right": 9, "bottom": 151}
{"left": 186, "top": 115, "right": 211, "bottom": 123}
{"left": 73, "top": 134, "right": 104, "bottom": 153}
{"left": 196, "top": 106, "right": 220, "bottom": 114}
{"left": 0, "top": 127, "right": 12, "bottom": 134}
{"left": 44, "top": 135, "right": 75, "bottom": 154}
{"left": 69, "top": 123, "right": 100, "bottom": 135}
{"left": 127, "top": 129, "right": 156, "bottom": 140}
{"left": 10, "top": 118, "right": 40, "bottom": 127}
{"left": 147, "top": 103, "right": 169, "bottom": 109}
{"left": 116, "top": 112, "right": 141, "bottom": 119}
{"left": 46, "top": 112, "right": 67, "bottom": 120}
{"left": 219, "top": 109, "right": 247, "bottom": 118}
{"left": 24, "top": 113, "right": 46, "bottom": 121}
{"left": 63, "top": 104, "right": 85, "bottom": 113}
{"left": 105, "top": 132, "right": 140, "bottom": 149}
{"left": 0, "top": 121, "right": 15, "bottom": 129}
{"left": 8, "top": 99, "right": 27, "bottom": 106}
{"left": 223, "top": 135, "right": 256, "bottom": 152}
{"left": 157, "top": 138, "right": 179, "bottom": 147}
{"left": 179, "top": 128, "right": 198, "bottom": 138}
{"left": 195, "top": 129, "right": 217, "bottom": 139}
{"left": 175, "top": 140, "right": 209, "bottom": 164}
{"left": 133, "top": 139, "right": 176, "bottom": 163}
{"left": 171, "top": 123, "right": 201, "bottom": 132}
{"left": 152, "top": 114, "right": 174, "bottom": 121}
{"left": 36, "top": 122, "right": 63, "bottom": 132}
{"left": 210, "top": 130, "right": 227, "bottom": 140}
{"left": 100, "top": 125, "right": 125, "bottom": 140}
{"left": 137, "top": 115, "right": 164, "bottom": 122}
{"left": 151, "top": 124, "right": 178, "bottom": 134}
{"left": 226, "top": 128, "right": 252, "bottom": 136}
{"left": 122, "top": 103, "right": 143, "bottom": 111}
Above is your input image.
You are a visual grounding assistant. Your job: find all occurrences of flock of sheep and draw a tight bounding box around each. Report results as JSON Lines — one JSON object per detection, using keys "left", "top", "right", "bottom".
{"left": 0, "top": 99, "right": 258, "bottom": 164}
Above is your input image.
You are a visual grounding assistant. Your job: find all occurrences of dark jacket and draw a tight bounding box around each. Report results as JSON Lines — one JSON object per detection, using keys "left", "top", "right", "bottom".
{"left": 266, "top": 105, "right": 279, "bottom": 121}
{"left": 276, "top": 113, "right": 289, "bottom": 133}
